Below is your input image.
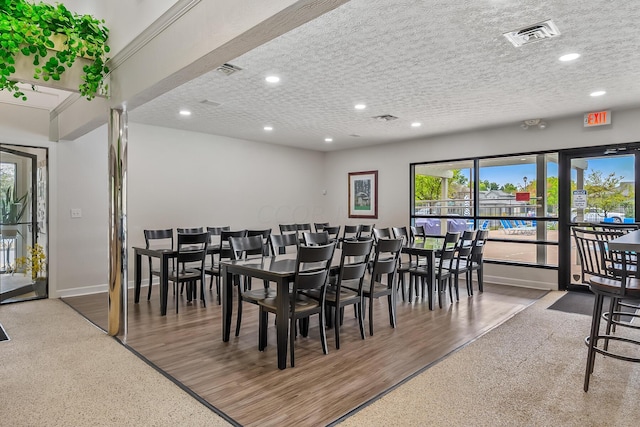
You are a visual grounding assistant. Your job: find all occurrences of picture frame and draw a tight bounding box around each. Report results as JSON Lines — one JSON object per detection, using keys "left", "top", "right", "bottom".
{"left": 348, "top": 170, "right": 378, "bottom": 219}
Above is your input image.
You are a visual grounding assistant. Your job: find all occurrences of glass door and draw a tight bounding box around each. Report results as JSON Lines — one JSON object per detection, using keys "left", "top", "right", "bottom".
{"left": 559, "top": 145, "right": 639, "bottom": 290}
{"left": 0, "top": 144, "right": 48, "bottom": 304}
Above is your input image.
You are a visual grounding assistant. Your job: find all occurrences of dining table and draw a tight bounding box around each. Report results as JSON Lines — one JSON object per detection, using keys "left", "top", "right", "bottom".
{"left": 221, "top": 250, "right": 343, "bottom": 370}
{"left": 133, "top": 245, "right": 219, "bottom": 316}
{"left": 402, "top": 236, "right": 444, "bottom": 304}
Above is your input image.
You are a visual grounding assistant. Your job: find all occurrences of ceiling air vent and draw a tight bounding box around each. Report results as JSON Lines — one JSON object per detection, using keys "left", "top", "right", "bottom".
{"left": 372, "top": 114, "right": 399, "bottom": 122}
{"left": 200, "top": 99, "right": 221, "bottom": 107}
{"left": 503, "top": 20, "right": 560, "bottom": 47}
{"left": 215, "top": 63, "right": 243, "bottom": 76}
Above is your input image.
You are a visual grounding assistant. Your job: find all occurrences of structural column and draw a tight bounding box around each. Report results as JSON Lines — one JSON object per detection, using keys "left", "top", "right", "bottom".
{"left": 108, "top": 108, "right": 128, "bottom": 337}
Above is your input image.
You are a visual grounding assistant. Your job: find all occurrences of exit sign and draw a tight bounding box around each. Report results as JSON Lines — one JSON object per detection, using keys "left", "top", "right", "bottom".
{"left": 584, "top": 110, "right": 611, "bottom": 127}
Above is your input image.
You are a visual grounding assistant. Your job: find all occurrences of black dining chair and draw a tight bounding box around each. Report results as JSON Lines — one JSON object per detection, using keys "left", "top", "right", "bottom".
{"left": 230, "top": 235, "right": 275, "bottom": 337}
{"left": 257, "top": 242, "right": 337, "bottom": 367}
{"left": 343, "top": 238, "right": 403, "bottom": 336}
{"left": 269, "top": 233, "right": 299, "bottom": 255}
{"left": 409, "top": 232, "right": 460, "bottom": 309}
{"left": 204, "top": 229, "right": 247, "bottom": 304}
{"left": 572, "top": 227, "right": 640, "bottom": 391}
{"left": 446, "top": 230, "right": 477, "bottom": 301}
{"left": 302, "top": 231, "right": 330, "bottom": 246}
{"left": 314, "top": 222, "right": 330, "bottom": 232}
{"left": 340, "top": 225, "right": 361, "bottom": 247}
{"left": 248, "top": 228, "right": 272, "bottom": 256}
{"left": 205, "top": 226, "right": 230, "bottom": 292}
{"left": 323, "top": 225, "right": 341, "bottom": 244}
{"left": 167, "top": 232, "right": 209, "bottom": 313}
{"left": 466, "top": 229, "right": 488, "bottom": 294}
{"left": 325, "top": 239, "right": 373, "bottom": 348}
{"left": 143, "top": 228, "right": 173, "bottom": 301}
{"left": 177, "top": 227, "right": 204, "bottom": 234}
{"left": 358, "top": 224, "right": 375, "bottom": 240}
{"left": 392, "top": 226, "right": 417, "bottom": 302}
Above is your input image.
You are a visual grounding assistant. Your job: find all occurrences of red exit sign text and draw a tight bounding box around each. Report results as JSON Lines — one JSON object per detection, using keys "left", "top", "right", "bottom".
{"left": 584, "top": 110, "right": 611, "bottom": 127}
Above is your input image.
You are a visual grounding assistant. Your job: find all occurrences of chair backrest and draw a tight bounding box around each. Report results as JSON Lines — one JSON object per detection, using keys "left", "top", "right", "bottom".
{"left": 302, "top": 231, "right": 330, "bottom": 246}
{"left": 372, "top": 227, "right": 392, "bottom": 242}
{"left": 456, "top": 230, "right": 477, "bottom": 262}
{"left": 296, "top": 223, "right": 312, "bottom": 232}
{"left": 410, "top": 225, "right": 426, "bottom": 241}
{"left": 440, "top": 232, "right": 461, "bottom": 261}
{"left": 177, "top": 227, "right": 204, "bottom": 234}
{"left": 176, "top": 232, "right": 209, "bottom": 268}
{"left": 144, "top": 228, "right": 173, "bottom": 250}
{"left": 324, "top": 225, "right": 341, "bottom": 242}
{"left": 358, "top": 224, "right": 375, "bottom": 240}
{"left": 229, "top": 235, "right": 265, "bottom": 261}
{"left": 279, "top": 224, "right": 298, "bottom": 234}
{"left": 207, "top": 226, "right": 230, "bottom": 247}
{"left": 342, "top": 225, "right": 361, "bottom": 241}
{"left": 392, "top": 226, "right": 410, "bottom": 244}
{"left": 293, "top": 242, "right": 336, "bottom": 293}
{"left": 370, "top": 238, "right": 403, "bottom": 277}
{"left": 269, "top": 233, "right": 299, "bottom": 255}
{"left": 219, "top": 229, "right": 248, "bottom": 260}
{"left": 247, "top": 229, "right": 272, "bottom": 255}
{"left": 572, "top": 227, "right": 627, "bottom": 282}
{"left": 470, "top": 229, "right": 489, "bottom": 263}
{"left": 335, "top": 239, "right": 374, "bottom": 293}
{"left": 314, "top": 222, "right": 330, "bottom": 232}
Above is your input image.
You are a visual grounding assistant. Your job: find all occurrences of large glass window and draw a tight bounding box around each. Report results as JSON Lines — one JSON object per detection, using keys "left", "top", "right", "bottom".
{"left": 411, "top": 152, "right": 559, "bottom": 268}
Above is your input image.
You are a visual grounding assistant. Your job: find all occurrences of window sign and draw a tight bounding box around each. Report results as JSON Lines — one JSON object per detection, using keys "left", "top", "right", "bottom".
{"left": 573, "top": 189, "right": 587, "bottom": 209}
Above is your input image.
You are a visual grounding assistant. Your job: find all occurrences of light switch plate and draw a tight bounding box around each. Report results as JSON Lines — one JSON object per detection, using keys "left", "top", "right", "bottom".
{"left": 70, "top": 208, "right": 82, "bottom": 218}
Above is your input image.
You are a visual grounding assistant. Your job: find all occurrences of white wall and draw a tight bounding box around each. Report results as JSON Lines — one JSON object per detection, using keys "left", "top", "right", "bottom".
{"left": 323, "top": 107, "right": 640, "bottom": 289}
{"left": 54, "top": 122, "right": 326, "bottom": 296}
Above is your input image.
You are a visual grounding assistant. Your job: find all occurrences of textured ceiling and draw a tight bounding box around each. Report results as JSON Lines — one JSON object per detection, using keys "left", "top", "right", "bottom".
{"left": 128, "top": 1, "right": 640, "bottom": 151}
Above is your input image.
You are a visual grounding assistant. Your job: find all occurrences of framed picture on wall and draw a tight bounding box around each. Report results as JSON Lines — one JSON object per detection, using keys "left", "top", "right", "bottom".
{"left": 348, "top": 170, "right": 378, "bottom": 219}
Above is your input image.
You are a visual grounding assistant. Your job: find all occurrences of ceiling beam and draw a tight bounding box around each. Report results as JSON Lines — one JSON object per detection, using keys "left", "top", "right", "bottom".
{"left": 52, "top": 0, "right": 350, "bottom": 141}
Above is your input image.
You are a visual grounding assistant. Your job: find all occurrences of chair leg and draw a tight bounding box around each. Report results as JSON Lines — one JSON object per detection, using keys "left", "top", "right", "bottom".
{"left": 409, "top": 274, "right": 415, "bottom": 302}
{"left": 319, "top": 308, "right": 328, "bottom": 356}
{"left": 235, "top": 295, "right": 243, "bottom": 337}
{"left": 147, "top": 274, "right": 153, "bottom": 300}
{"left": 477, "top": 267, "right": 484, "bottom": 292}
{"left": 357, "top": 300, "right": 365, "bottom": 340}
{"left": 216, "top": 276, "right": 221, "bottom": 305}
{"left": 290, "top": 317, "right": 296, "bottom": 368}
{"left": 200, "top": 280, "right": 206, "bottom": 307}
{"left": 334, "top": 304, "right": 341, "bottom": 349}
{"left": 368, "top": 296, "right": 375, "bottom": 336}
{"left": 387, "top": 293, "right": 396, "bottom": 328}
{"left": 584, "top": 293, "right": 604, "bottom": 392}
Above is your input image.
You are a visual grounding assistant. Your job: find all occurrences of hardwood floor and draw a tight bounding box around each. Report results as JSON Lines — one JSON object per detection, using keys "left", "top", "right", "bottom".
{"left": 63, "top": 282, "right": 547, "bottom": 427}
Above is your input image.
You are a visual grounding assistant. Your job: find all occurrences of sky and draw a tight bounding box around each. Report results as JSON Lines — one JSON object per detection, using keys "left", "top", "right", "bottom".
{"left": 473, "top": 155, "right": 634, "bottom": 187}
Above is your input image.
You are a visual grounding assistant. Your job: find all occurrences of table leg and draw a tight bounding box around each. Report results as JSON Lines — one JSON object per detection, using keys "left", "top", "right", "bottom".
{"left": 222, "top": 265, "right": 232, "bottom": 342}
{"left": 134, "top": 251, "right": 142, "bottom": 303}
{"left": 428, "top": 252, "right": 435, "bottom": 310}
{"left": 160, "top": 254, "right": 169, "bottom": 316}
{"left": 276, "top": 277, "right": 289, "bottom": 370}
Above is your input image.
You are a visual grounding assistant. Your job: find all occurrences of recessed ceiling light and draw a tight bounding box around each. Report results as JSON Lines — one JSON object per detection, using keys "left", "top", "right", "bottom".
{"left": 265, "top": 75, "right": 280, "bottom": 83}
{"left": 354, "top": 104, "right": 366, "bottom": 110}
{"left": 179, "top": 110, "right": 191, "bottom": 116}
{"left": 521, "top": 158, "right": 527, "bottom": 161}
{"left": 411, "top": 122, "right": 422, "bottom": 127}
{"left": 559, "top": 53, "right": 580, "bottom": 62}
{"left": 324, "top": 138, "right": 333, "bottom": 143}
{"left": 590, "top": 90, "right": 606, "bottom": 97}
{"left": 263, "top": 126, "right": 273, "bottom": 131}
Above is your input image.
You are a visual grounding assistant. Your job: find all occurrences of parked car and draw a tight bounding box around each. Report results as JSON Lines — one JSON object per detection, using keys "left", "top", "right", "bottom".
{"left": 571, "top": 208, "right": 625, "bottom": 223}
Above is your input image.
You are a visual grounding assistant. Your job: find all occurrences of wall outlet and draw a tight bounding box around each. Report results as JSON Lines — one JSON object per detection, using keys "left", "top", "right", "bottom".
{"left": 70, "top": 208, "right": 82, "bottom": 218}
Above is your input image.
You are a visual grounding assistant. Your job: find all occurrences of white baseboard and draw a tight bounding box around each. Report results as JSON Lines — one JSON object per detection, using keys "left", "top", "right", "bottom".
{"left": 482, "top": 274, "right": 556, "bottom": 290}
{"left": 54, "top": 280, "right": 147, "bottom": 298}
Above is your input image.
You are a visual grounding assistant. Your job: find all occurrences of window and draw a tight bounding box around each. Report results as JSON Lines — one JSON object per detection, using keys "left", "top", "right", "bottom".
{"left": 411, "top": 152, "right": 558, "bottom": 268}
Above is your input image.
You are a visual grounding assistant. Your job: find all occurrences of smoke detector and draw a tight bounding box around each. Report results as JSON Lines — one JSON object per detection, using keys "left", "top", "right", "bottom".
{"left": 372, "top": 114, "right": 399, "bottom": 122}
{"left": 521, "top": 119, "right": 547, "bottom": 130}
{"left": 215, "top": 63, "right": 243, "bottom": 76}
{"left": 503, "top": 20, "right": 560, "bottom": 47}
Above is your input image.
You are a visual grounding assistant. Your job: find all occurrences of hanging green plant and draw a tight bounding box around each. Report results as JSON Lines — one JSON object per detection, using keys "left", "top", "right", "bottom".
{"left": 0, "top": 0, "right": 110, "bottom": 100}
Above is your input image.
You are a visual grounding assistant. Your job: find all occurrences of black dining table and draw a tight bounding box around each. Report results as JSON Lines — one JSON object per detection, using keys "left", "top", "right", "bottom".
{"left": 402, "top": 237, "right": 444, "bottom": 307}
{"left": 221, "top": 251, "right": 343, "bottom": 370}
{"left": 133, "top": 245, "right": 219, "bottom": 316}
